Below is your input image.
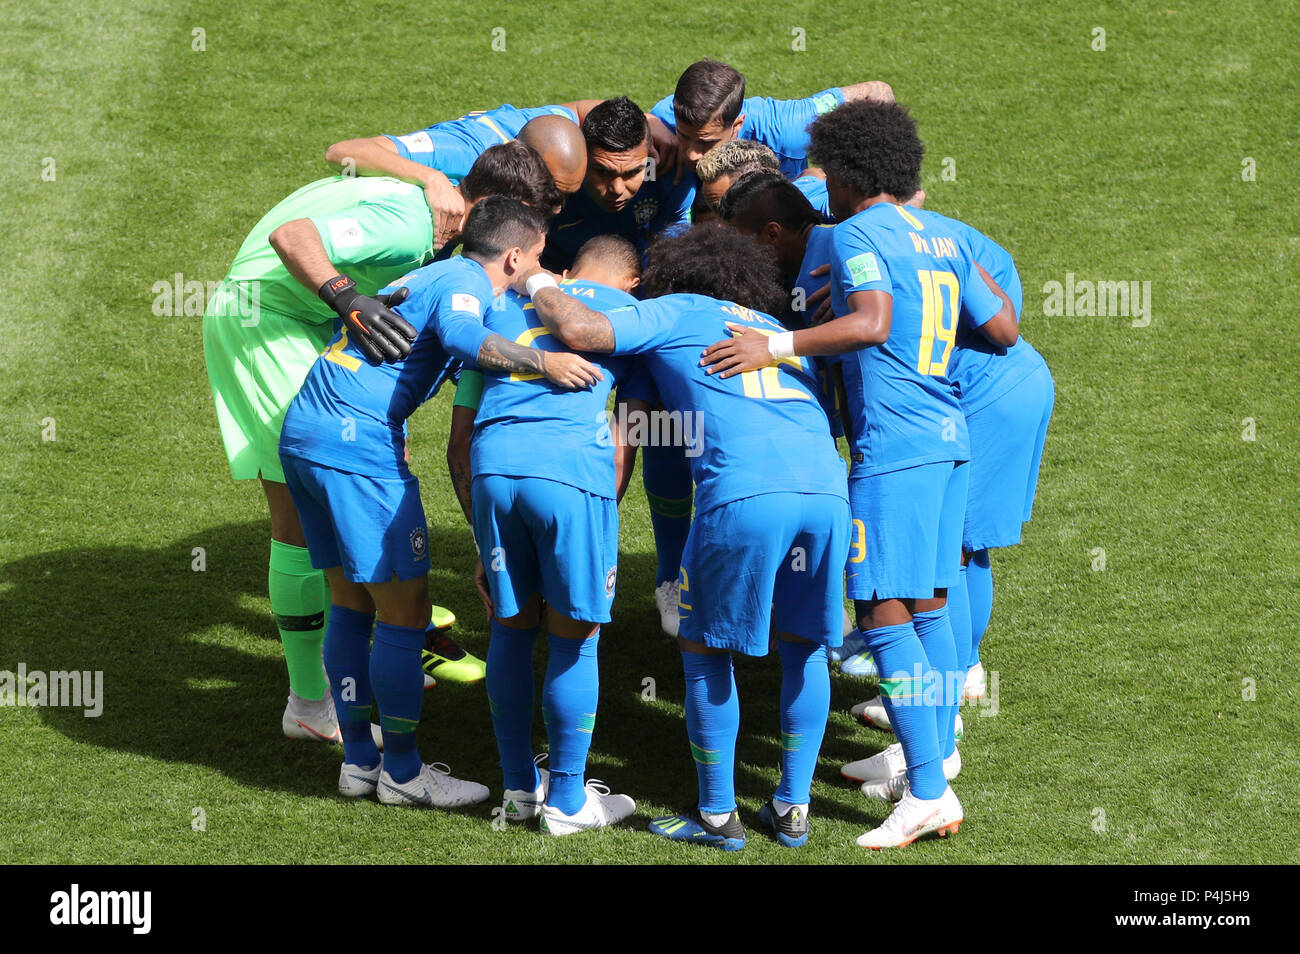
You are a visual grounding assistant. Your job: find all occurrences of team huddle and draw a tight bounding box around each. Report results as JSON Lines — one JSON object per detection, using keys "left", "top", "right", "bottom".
{"left": 202, "top": 59, "right": 1053, "bottom": 851}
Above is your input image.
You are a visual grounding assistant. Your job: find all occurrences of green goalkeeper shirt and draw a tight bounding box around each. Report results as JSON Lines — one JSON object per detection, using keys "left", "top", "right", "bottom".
{"left": 210, "top": 175, "right": 437, "bottom": 325}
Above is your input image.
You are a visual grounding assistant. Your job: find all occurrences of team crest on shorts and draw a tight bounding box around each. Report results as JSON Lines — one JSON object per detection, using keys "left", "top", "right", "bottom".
{"left": 410, "top": 527, "right": 428, "bottom": 559}
{"left": 605, "top": 566, "right": 618, "bottom": 596}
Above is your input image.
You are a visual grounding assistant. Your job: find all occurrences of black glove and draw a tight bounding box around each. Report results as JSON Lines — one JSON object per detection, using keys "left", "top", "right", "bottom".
{"left": 318, "top": 275, "right": 417, "bottom": 364}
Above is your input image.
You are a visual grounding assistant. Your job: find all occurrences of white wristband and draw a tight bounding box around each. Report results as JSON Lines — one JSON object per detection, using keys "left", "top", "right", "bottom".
{"left": 525, "top": 272, "right": 559, "bottom": 298}
{"left": 769, "top": 331, "right": 797, "bottom": 359}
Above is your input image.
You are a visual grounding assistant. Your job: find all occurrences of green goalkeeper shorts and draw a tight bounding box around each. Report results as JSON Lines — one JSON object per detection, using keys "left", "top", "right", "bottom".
{"left": 204, "top": 303, "right": 332, "bottom": 484}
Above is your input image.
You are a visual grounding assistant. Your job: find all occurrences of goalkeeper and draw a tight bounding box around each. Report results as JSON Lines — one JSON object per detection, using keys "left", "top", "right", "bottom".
{"left": 202, "top": 140, "right": 559, "bottom": 743}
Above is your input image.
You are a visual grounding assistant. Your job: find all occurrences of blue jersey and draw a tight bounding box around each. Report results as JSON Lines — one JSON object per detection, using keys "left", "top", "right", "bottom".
{"left": 603, "top": 293, "right": 846, "bottom": 516}
{"left": 280, "top": 257, "right": 494, "bottom": 476}
{"left": 794, "top": 175, "right": 833, "bottom": 221}
{"left": 790, "top": 223, "right": 835, "bottom": 329}
{"left": 830, "top": 203, "right": 1003, "bottom": 476}
{"left": 927, "top": 212, "right": 1046, "bottom": 413}
{"left": 473, "top": 280, "right": 639, "bottom": 499}
{"left": 543, "top": 174, "right": 696, "bottom": 270}
{"left": 651, "top": 88, "right": 844, "bottom": 179}
{"left": 385, "top": 104, "right": 578, "bottom": 183}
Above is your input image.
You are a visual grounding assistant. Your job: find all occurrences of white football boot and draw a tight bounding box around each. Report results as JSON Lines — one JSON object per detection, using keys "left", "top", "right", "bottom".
{"left": 538, "top": 780, "right": 636, "bottom": 836}
{"left": 855, "top": 747, "right": 963, "bottom": 802}
{"left": 282, "top": 691, "right": 342, "bottom": 744}
{"left": 850, "top": 698, "right": 963, "bottom": 740}
{"left": 654, "top": 580, "right": 681, "bottom": 637}
{"left": 339, "top": 760, "right": 382, "bottom": 798}
{"left": 502, "top": 754, "right": 550, "bottom": 822}
{"left": 963, "top": 662, "right": 987, "bottom": 701}
{"left": 855, "top": 785, "right": 962, "bottom": 849}
{"left": 377, "top": 762, "right": 490, "bottom": 809}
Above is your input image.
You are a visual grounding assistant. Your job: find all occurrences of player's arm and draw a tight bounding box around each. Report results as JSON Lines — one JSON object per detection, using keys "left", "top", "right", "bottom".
{"left": 700, "top": 290, "right": 891, "bottom": 378}
{"left": 446, "top": 370, "right": 482, "bottom": 525}
{"left": 324, "top": 136, "right": 464, "bottom": 248}
{"left": 514, "top": 273, "right": 617, "bottom": 353}
{"left": 268, "top": 219, "right": 417, "bottom": 363}
{"left": 439, "top": 308, "right": 605, "bottom": 388}
{"left": 973, "top": 262, "right": 1019, "bottom": 347}
{"left": 840, "top": 81, "right": 895, "bottom": 103}
{"left": 612, "top": 395, "right": 648, "bottom": 503}
{"left": 561, "top": 100, "right": 604, "bottom": 124}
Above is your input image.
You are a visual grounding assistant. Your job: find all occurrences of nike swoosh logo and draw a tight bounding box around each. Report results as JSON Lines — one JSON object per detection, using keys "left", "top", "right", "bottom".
{"left": 557, "top": 220, "right": 584, "bottom": 230}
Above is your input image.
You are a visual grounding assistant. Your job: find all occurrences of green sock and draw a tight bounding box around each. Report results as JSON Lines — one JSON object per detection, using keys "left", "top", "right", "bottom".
{"left": 268, "top": 539, "right": 328, "bottom": 700}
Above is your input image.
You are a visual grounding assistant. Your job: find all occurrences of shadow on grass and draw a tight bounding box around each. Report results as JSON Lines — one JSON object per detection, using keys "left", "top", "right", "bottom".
{"left": 4, "top": 524, "right": 892, "bottom": 825}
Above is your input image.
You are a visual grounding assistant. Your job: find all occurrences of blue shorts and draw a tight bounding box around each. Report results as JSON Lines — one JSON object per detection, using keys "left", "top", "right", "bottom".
{"left": 846, "top": 461, "right": 968, "bottom": 601}
{"left": 281, "top": 455, "right": 430, "bottom": 583}
{"left": 963, "top": 361, "right": 1054, "bottom": 551}
{"left": 472, "top": 475, "right": 619, "bottom": 623}
{"left": 677, "top": 493, "right": 850, "bottom": 657}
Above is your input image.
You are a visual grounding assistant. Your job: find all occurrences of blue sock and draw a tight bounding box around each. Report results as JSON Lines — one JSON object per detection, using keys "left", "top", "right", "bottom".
{"left": 681, "top": 651, "right": 739, "bottom": 814}
{"left": 642, "top": 442, "right": 693, "bottom": 585}
{"left": 323, "top": 604, "right": 377, "bottom": 769}
{"left": 966, "top": 549, "right": 993, "bottom": 668}
{"left": 914, "top": 606, "right": 961, "bottom": 760}
{"left": 949, "top": 563, "right": 974, "bottom": 677}
{"left": 775, "top": 640, "right": 830, "bottom": 805}
{"left": 486, "top": 619, "right": 540, "bottom": 792}
{"left": 863, "top": 622, "right": 944, "bottom": 799}
{"left": 541, "top": 630, "right": 600, "bottom": 815}
{"left": 370, "top": 621, "right": 425, "bottom": 784}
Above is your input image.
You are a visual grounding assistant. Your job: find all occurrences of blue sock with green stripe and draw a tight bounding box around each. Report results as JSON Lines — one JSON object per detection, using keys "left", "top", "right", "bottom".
{"left": 681, "top": 650, "right": 739, "bottom": 814}
{"left": 914, "top": 606, "right": 961, "bottom": 760}
{"left": 864, "top": 622, "right": 945, "bottom": 799}
{"left": 371, "top": 621, "right": 425, "bottom": 784}
{"left": 323, "top": 604, "right": 377, "bottom": 768}
{"left": 642, "top": 442, "right": 693, "bottom": 585}
{"left": 542, "top": 631, "right": 600, "bottom": 815}
{"left": 775, "top": 640, "right": 830, "bottom": 805}
{"left": 487, "top": 619, "right": 540, "bottom": 792}
{"left": 966, "top": 549, "right": 994, "bottom": 668}
{"left": 949, "top": 564, "right": 974, "bottom": 683}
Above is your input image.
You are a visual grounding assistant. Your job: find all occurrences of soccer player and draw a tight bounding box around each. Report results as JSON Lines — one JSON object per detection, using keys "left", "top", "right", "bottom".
{"left": 696, "top": 140, "right": 830, "bottom": 220}
{"left": 516, "top": 223, "right": 850, "bottom": 850}
{"left": 454, "top": 236, "right": 648, "bottom": 835}
{"left": 700, "top": 101, "right": 1019, "bottom": 848}
{"left": 327, "top": 104, "right": 589, "bottom": 245}
{"left": 541, "top": 97, "right": 695, "bottom": 271}
{"left": 277, "top": 196, "right": 603, "bottom": 805}
{"left": 647, "top": 59, "right": 894, "bottom": 179}
{"left": 851, "top": 210, "right": 1053, "bottom": 727}
{"left": 202, "top": 142, "right": 559, "bottom": 743}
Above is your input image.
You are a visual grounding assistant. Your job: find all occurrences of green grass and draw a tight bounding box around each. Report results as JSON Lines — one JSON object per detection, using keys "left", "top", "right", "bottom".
{"left": 1, "top": 0, "right": 1297, "bottom": 864}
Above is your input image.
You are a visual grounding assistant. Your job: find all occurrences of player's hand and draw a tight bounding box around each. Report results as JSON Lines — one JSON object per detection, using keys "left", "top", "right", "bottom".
{"left": 473, "top": 560, "right": 494, "bottom": 620}
{"left": 542, "top": 351, "right": 603, "bottom": 389}
{"left": 423, "top": 170, "right": 466, "bottom": 248}
{"left": 319, "top": 275, "right": 418, "bottom": 364}
{"left": 646, "top": 114, "right": 682, "bottom": 184}
{"left": 700, "top": 323, "right": 775, "bottom": 378}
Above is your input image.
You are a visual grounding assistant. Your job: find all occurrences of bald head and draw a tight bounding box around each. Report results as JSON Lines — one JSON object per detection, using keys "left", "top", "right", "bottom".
{"left": 519, "top": 115, "right": 587, "bottom": 196}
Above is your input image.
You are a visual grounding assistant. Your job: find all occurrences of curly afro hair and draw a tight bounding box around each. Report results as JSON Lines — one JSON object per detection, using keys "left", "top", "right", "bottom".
{"left": 641, "top": 221, "right": 788, "bottom": 317}
{"left": 808, "top": 100, "right": 923, "bottom": 200}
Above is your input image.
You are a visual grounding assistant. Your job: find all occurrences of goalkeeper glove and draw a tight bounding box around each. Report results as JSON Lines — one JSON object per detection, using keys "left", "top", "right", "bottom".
{"left": 318, "top": 275, "right": 417, "bottom": 364}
